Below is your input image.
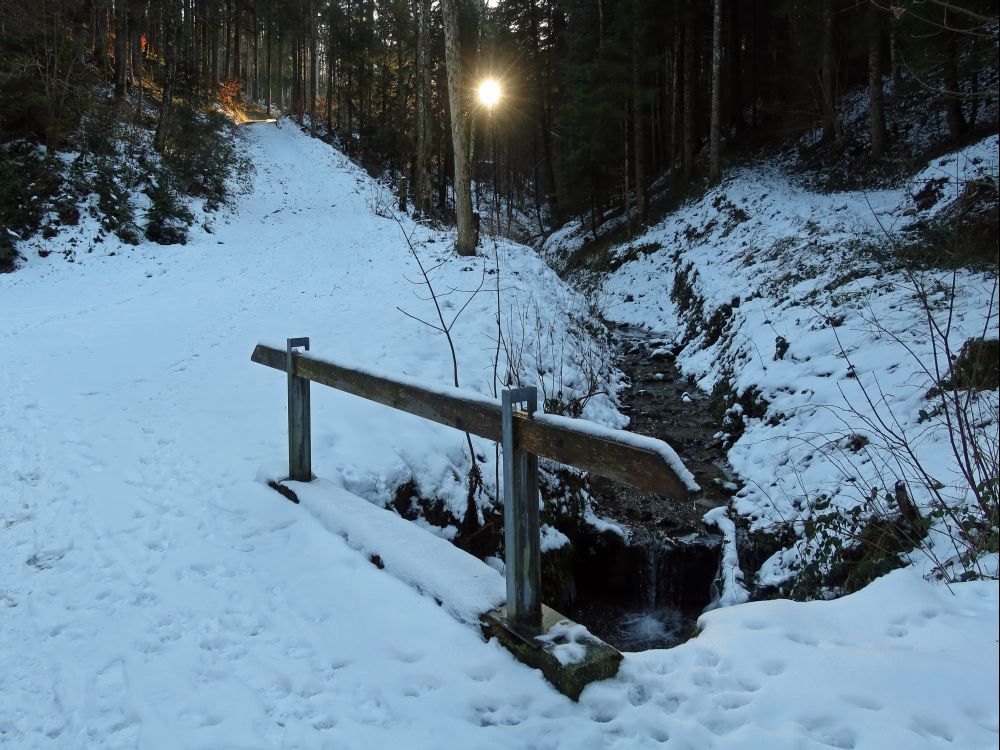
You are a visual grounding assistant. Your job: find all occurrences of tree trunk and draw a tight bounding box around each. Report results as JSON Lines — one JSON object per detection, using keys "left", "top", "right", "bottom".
{"left": 224, "top": 0, "right": 232, "bottom": 79}
{"left": 631, "top": 0, "right": 648, "bottom": 223}
{"left": 252, "top": 1, "right": 259, "bottom": 101}
{"left": 709, "top": 0, "right": 722, "bottom": 182}
{"left": 154, "top": 0, "right": 177, "bottom": 152}
{"left": 326, "top": 16, "right": 334, "bottom": 134}
{"left": 820, "top": 0, "right": 838, "bottom": 142}
{"left": 95, "top": 0, "right": 109, "bottom": 75}
{"left": 184, "top": 0, "right": 194, "bottom": 85}
{"left": 534, "top": 0, "right": 559, "bottom": 219}
{"left": 266, "top": 2, "right": 271, "bottom": 114}
{"left": 309, "top": 0, "right": 317, "bottom": 134}
{"left": 233, "top": 0, "right": 242, "bottom": 89}
{"left": 414, "top": 0, "right": 432, "bottom": 217}
{"left": 200, "top": 0, "right": 209, "bottom": 88}
{"left": 293, "top": 36, "right": 302, "bottom": 122}
{"left": 728, "top": 1, "right": 743, "bottom": 131}
{"left": 277, "top": 33, "right": 283, "bottom": 110}
{"left": 669, "top": 21, "right": 680, "bottom": 172}
{"left": 343, "top": 0, "right": 352, "bottom": 145}
{"left": 439, "top": 125, "right": 449, "bottom": 211}
{"left": 682, "top": 0, "right": 695, "bottom": 180}
{"left": 749, "top": 0, "right": 758, "bottom": 126}
{"left": 867, "top": 2, "right": 886, "bottom": 159}
{"left": 889, "top": 19, "right": 902, "bottom": 90}
{"left": 943, "top": 36, "right": 967, "bottom": 140}
{"left": 113, "top": 0, "right": 128, "bottom": 101}
{"left": 395, "top": 11, "right": 406, "bottom": 148}
{"left": 211, "top": 0, "right": 220, "bottom": 87}
{"left": 623, "top": 105, "right": 632, "bottom": 238}
{"left": 441, "top": 0, "right": 476, "bottom": 255}
{"left": 131, "top": 0, "right": 144, "bottom": 112}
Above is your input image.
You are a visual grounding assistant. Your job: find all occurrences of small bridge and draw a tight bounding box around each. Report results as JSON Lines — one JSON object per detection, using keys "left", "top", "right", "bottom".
{"left": 252, "top": 337, "right": 696, "bottom": 698}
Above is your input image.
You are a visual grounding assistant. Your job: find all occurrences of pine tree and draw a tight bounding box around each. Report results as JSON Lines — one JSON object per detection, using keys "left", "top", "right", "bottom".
{"left": 441, "top": 0, "right": 476, "bottom": 255}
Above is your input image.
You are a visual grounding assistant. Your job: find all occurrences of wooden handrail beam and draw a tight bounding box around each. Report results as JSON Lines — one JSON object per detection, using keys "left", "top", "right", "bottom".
{"left": 251, "top": 343, "right": 693, "bottom": 500}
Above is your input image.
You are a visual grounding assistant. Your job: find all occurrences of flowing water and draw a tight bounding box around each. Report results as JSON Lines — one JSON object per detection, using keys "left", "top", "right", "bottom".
{"left": 566, "top": 325, "right": 740, "bottom": 651}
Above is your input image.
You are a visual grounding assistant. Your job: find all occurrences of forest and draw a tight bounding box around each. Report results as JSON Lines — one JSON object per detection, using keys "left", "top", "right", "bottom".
{"left": 2, "top": 0, "right": 997, "bottom": 266}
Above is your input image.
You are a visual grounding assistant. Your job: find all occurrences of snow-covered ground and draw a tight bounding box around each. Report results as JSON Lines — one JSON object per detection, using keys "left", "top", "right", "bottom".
{"left": 2, "top": 121, "right": 998, "bottom": 748}
{"left": 592, "top": 135, "right": 999, "bottom": 592}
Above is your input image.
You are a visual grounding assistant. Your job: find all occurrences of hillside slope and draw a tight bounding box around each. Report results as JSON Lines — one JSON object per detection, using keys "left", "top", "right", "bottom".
{"left": 1, "top": 121, "right": 997, "bottom": 748}
{"left": 555, "top": 134, "right": 999, "bottom": 594}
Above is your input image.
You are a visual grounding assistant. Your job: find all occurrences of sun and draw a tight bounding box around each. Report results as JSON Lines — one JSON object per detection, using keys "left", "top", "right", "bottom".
{"left": 478, "top": 79, "right": 501, "bottom": 108}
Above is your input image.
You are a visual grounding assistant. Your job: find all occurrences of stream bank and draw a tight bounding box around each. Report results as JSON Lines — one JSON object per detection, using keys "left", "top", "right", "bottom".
{"left": 557, "top": 325, "right": 743, "bottom": 651}
{"left": 390, "top": 322, "right": 745, "bottom": 652}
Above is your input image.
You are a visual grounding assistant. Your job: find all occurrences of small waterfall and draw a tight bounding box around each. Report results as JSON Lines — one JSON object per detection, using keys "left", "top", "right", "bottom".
{"left": 610, "top": 529, "right": 699, "bottom": 650}
{"left": 564, "top": 521, "right": 724, "bottom": 651}
{"left": 640, "top": 534, "right": 661, "bottom": 609}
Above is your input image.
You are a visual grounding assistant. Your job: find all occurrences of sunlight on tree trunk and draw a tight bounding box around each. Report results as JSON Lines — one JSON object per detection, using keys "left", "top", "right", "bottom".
{"left": 441, "top": 0, "right": 476, "bottom": 256}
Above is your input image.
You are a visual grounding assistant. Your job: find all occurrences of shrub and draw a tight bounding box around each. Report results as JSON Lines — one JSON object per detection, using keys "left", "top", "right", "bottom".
{"left": 144, "top": 169, "right": 193, "bottom": 245}
{"left": 163, "top": 104, "right": 246, "bottom": 211}
{"left": 0, "top": 142, "right": 66, "bottom": 270}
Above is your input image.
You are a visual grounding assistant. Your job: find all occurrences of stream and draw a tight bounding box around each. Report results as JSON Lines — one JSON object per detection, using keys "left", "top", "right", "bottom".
{"left": 565, "top": 325, "right": 741, "bottom": 652}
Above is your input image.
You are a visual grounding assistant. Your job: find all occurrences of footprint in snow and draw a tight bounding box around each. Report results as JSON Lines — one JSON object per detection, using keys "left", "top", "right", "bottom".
{"left": 628, "top": 683, "right": 650, "bottom": 707}
{"left": 698, "top": 710, "right": 748, "bottom": 737}
{"left": 785, "top": 631, "right": 819, "bottom": 646}
{"left": 799, "top": 717, "right": 857, "bottom": 749}
{"left": 911, "top": 716, "right": 956, "bottom": 742}
{"left": 717, "top": 692, "right": 752, "bottom": 710}
{"left": 840, "top": 694, "right": 882, "bottom": 711}
{"left": 178, "top": 708, "right": 223, "bottom": 728}
{"left": 465, "top": 663, "right": 496, "bottom": 682}
{"left": 401, "top": 675, "right": 442, "bottom": 698}
{"left": 388, "top": 646, "right": 423, "bottom": 664}
{"left": 25, "top": 550, "right": 65, "bottom": 570}
{"left": 760, "top": 658, "right": 785, "bottom": 676}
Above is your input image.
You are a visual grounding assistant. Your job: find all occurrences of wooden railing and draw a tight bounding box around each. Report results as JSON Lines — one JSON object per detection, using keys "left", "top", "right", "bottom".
{"left": 251, "top": 338, "right": 694, "bottom": 632}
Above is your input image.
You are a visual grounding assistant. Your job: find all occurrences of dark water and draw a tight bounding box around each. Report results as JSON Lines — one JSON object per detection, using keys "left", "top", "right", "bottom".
{"left": 614, "top": 324, "right": 738, "bottom": 507}
{"left": 567, "top": 325, "right": 740, "bottom": 651}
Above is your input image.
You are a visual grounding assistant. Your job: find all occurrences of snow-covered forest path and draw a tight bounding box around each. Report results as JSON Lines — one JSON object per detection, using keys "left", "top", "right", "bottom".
{"left": 1, "top": 122, "right": 997, "bottom": 749}
{"left": 0, "top": 121, "right": 601, "bottom": 748}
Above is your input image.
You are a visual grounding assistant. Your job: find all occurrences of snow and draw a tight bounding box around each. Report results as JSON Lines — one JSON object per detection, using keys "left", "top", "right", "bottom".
{"left": 703, "top": 507, "right": 750, "bottom": 609}
{"left": 2, "top": 119, "right": 997, "bottom": 747}
{"left": 594, "top": 133, "right": 999, "bottom": 587}
{"left": 290, "top": 478, "right": 506, "bottom": 625}
{"left": 540, "top": 523, "right": 570, "bottom": 552}
{"left": 536, "top": 620, "right": 597, "bottom": 666}
{"left": 535, "top": 412, "right": 700, "bottom": 493}
{"left": 611, "top": 567, "right": 999, "bottom": 749}
{"left": 905, "top": 135, "right": 1000, "bottom": 219}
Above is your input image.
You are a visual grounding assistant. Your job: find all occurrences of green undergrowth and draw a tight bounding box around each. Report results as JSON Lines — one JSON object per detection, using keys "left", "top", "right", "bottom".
{"left": 1, "top": 87, "right": 250, "bottom": 270}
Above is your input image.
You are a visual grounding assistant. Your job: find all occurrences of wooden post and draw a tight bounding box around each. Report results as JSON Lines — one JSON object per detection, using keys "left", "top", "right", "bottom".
{"left": 286, "top": 337, "right": 312, "bottom": 482}
{"left": 398, "top": 177, "right": 408, "bottom": 212}
{"left": 502, "top": 387, "right": 541, "bottom": 629}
